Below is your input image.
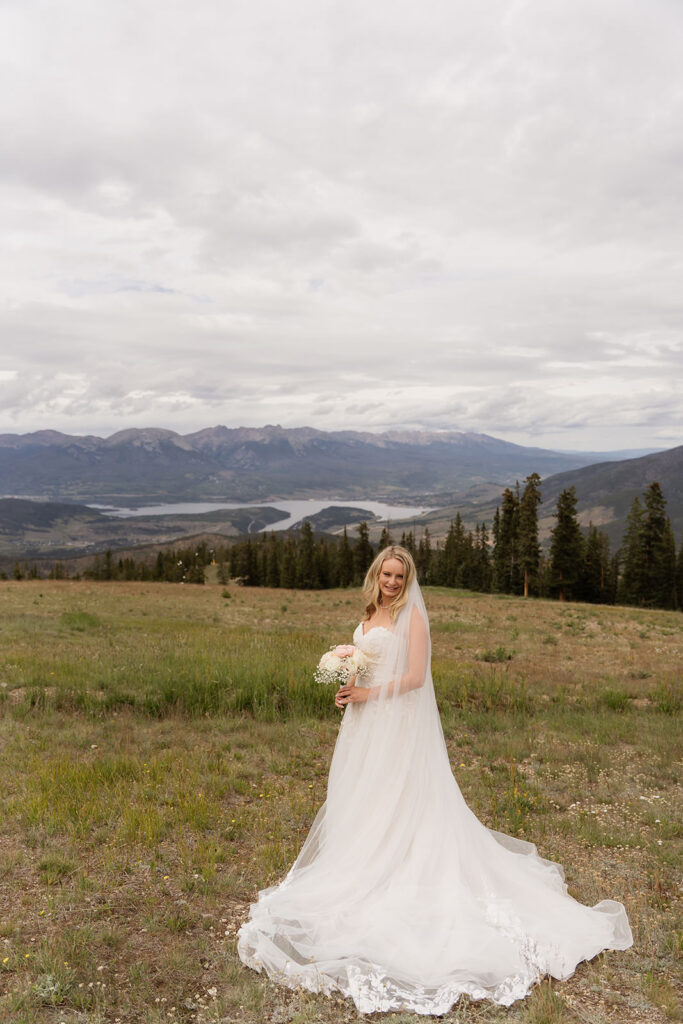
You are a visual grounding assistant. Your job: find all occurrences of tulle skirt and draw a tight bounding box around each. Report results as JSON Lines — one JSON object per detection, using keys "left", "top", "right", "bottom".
{"left": 238, "top": 690, "right": 632, "bottom": 1015}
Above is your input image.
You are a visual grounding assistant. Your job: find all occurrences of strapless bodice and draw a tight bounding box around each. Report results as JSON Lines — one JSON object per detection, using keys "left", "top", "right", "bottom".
{"left": 352, "top": 623, "right": 395, "bottom": 684}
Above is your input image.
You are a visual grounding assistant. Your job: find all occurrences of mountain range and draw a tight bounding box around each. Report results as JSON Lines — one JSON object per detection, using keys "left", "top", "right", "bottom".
{"left": 0, "top": 426, "right": 680, "bottom": 561}
{"left": 0, "top": 425, "right": 649, "bottom": 503}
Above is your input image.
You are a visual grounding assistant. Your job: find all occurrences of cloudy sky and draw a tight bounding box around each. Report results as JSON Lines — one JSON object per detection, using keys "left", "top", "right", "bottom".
{"left": 1, "top": 0, "right": 682, "bottom": 451}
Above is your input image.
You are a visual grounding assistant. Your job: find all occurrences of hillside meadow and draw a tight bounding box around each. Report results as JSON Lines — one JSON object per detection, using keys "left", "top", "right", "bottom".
{"left": 0, "top": 579, "right": 680, "bottom": 1024}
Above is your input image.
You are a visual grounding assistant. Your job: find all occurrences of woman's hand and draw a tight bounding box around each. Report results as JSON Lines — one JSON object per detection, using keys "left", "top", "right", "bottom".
{"left": 335, "top": 679, "right": 371, "bottom": 708}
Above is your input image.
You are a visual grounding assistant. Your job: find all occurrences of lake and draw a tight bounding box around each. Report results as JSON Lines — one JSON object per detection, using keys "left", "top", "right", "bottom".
{"left": 90, "top": 499, "right": 434, "bottom": 532}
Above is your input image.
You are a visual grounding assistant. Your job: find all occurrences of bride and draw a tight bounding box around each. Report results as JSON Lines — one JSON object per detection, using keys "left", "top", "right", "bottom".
{"left": 238, "top": 546, "right": 632, "bottom": 1015}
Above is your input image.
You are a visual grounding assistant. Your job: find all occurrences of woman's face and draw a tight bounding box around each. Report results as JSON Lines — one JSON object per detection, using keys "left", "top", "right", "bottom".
{"left": 378, "top": 557, "right": 405, "bottom": 604}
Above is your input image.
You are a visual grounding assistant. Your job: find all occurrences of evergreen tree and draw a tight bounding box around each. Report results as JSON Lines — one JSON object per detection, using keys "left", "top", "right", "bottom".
{"left": 619, "top": 497, "right": 645, "bottom": 605}
{"left": 416, "top": 530, "right": 432, "bottom": 584}
{"left": 676, "top": 537, "right": 683, "bottom": 611}
{"left": 549, "top": 487, "right": 584, "bottom": 601}
{"left": 494, "top": 487, "right": 520, "bottom": 593}
{"left": 582, "top": 524, "right": 609, "bottom": 604}
{"left": 518, "top": 473, "right": 542, "bottom": 597}
{"left": 606, "top": 551, "right": 620, "bottom": 606}
{"left": 316, "top": 540, "right": 333, "bottom": 588}
{"left": 378, "top": 526, "right": 394, "bottom": 550}
{"left": 442, "top": 520, "right": 459, "bottom": 587}
{"left": 537, "top": 553, "right": 552, "bottom": 598}
{"left": 279, "top": 539, "right": 297, "bottom": 588}
{"left": 477, "top": 521, "right": 492, "bottom": 592}
{"left": 659, "top": 518, "right": 678, "bottom": 610}
{"left": 103, "top": 549, "right": 114, "bottom": 581}
{"left": 400, "top": 530, "right": 416, "bottom": 556}
{"left": 440, "top": 520, "right": 456, "bottom": 585}
{"left": 264, "top": 535, "right": 280, "bottom": 588}
{"left": 338, "top": 528, "right": 354, "bottom": 588}
{"left": 353, "top": 522, "right": 374, "bottom": 584}
{"left": 597, "top": 528, "right": 613, "bottom": 604}
{"left": 297, "top": 521, "right": 316, "bottom": 588}
{"left": 491, "top": 507, "right": 500, "bottom": 582}
{"left": 642, "top": 482, "right": 675, "bottom": 608}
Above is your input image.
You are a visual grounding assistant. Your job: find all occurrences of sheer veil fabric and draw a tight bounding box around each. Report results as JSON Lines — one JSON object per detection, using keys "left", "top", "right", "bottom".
{"left": 237, "top": 580, "right": 632, "bottom": 1015}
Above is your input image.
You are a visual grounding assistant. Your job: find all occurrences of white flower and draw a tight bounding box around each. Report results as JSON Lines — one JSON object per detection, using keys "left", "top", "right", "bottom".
{"left": 314, "top": 645, "right": 370, "bottom": 686}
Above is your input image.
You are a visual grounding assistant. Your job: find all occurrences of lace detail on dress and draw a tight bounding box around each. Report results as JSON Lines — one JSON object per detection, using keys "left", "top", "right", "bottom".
{"left": 238, "top": 920, "right": 552, "bottom": 1013}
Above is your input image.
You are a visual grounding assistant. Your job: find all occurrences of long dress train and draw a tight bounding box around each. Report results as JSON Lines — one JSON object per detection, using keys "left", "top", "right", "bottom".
{"left": 238, "top": 585, "right": 632, "bottom": 1015}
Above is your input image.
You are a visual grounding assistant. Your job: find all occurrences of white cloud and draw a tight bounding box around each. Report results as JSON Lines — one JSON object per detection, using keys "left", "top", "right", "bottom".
{"left": 0, "top": 0, "right": 681, "bottom": 450}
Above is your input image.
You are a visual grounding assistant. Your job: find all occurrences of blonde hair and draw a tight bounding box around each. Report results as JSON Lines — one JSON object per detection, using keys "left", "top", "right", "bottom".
{"left": 362, "top": 545, "right": 416, "bottom": 622}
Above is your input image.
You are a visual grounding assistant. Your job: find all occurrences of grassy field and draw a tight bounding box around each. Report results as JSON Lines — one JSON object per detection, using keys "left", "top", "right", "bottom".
{"left": 0, "top": 579, "right": 680, "bottom": 1024}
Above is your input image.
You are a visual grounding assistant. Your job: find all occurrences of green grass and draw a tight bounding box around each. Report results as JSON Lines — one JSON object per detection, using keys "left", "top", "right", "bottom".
{"left": 0, "top": 580, "right": 681, "bottom": 1023}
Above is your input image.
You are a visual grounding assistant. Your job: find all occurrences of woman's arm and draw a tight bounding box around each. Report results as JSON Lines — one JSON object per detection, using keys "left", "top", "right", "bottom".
{"left": 335, "top": 608, "right": 428, "bottom": 705}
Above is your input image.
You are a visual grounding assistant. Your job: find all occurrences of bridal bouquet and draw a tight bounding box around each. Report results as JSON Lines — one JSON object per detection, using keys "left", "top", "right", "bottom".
{"left": 315, "top": 645, "right": 369, "bottom": 687}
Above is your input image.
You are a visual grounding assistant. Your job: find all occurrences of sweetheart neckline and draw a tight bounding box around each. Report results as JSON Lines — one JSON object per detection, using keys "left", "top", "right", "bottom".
{"left": 359, "top": 624, "right": 394, "bottom": 637}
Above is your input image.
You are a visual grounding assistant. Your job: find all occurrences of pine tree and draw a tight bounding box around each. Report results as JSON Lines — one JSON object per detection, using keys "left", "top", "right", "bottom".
{"left": 103, "top": 550, "right": 114, "bottom": 581}
{"left": 606, "top": 551, "right": 620, "bottom": 605}
{"left": 518, "top": 473, "right": 542, "bottom": 597}
{"left": 642, "top": 483, "right": 676, "bottom": 608}
{"left": 416, "top": 530, "right": 432, "bottom": 584}
{"left": 316, "top": 540, "right": 333, "bottom": 588}
{"left": 491, "top": 507, "right": 500, "bottom": 583}
{"left": 378, "top": 526, "right": 394, "bottom": 550}
{"left": 582, "top": 524, "right": 608, "bottom": 603}
{"left": 549, "top": 487, "right": 584, "bottom": 601}
{"left": 338, "top": 528, "right": 354, "bottom": 588}
{"left": 619, "top": 497, "right": 645, "bottom": 605}
{"left": 354, "top": 522, "right": 374, "bottom": 584}
{"left": 297, "top": 521, "right": 316, "bottom": 588}
{"left": 494, "top": 487, "right": 520, "bottom": 593}
{"left": 400, "top": 530, "right": 416, "bottom": 556}
{"left": 279, "top": 539, "right": 297, "bottom": 589}
{"left": 659, "top": 518, "right": 678, "bottom": 610}
{"left": 676, "top": 537, "right": 683, "bottom": 610}
{"left": 597, "top": 528, "right": 613, "bottom": 604}
{"left": 477, "top": 521, "right": 492, "bottom": 592}
{"left": 438, "top": 516, "right": 470, "bottom": 588}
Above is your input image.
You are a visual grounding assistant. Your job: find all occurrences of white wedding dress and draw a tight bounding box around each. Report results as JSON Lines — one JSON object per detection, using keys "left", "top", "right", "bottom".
{"left": 238, "top": 584, "right": 632, "bottom": 1015}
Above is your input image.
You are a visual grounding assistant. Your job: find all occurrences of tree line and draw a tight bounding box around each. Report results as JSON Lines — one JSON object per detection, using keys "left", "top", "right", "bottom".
{"left": 6, "top": 478, "right": 682, "bottom": 610}
{"left": 491, "top": 476, "right": 681, "bottom": 609}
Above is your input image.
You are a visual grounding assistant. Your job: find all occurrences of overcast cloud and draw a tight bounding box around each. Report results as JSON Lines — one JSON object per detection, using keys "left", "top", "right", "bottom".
{"left": 1, "top": 0, "right": 682, "bottom": 450}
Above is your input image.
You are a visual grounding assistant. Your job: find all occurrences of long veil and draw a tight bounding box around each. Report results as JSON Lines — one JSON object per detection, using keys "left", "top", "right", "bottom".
{"left": 238, "top": 579, "right": 632, "bottom": 1014}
